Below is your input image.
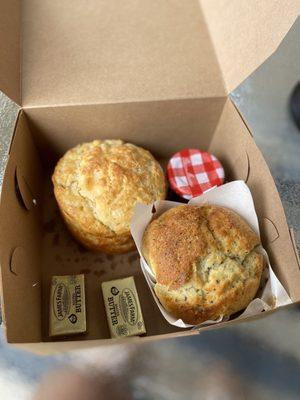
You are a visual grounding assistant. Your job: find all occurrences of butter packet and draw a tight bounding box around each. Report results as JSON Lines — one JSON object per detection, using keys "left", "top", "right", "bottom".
{"left": 49, "top": 274, "right": 86, "bottom": 337}
{"left": 102, "top": 277, "right": 146, "bottom": 338}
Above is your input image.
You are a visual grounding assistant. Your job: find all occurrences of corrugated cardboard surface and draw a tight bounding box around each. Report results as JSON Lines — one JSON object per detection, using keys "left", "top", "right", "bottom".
{"left": 201, "top": 0, "right": 300, "bottom": 93}
{"left": 24, "top": 98, "right": 225, "bottom": 161}
{"left": 21, "top": 0, "right": 225, "bottom": 107}
{"left": 0, "top": 0, "right": 20, "bottom": 103}
{"left": 1, "top": 1, "right": 299, "bottom": 107}
{"left": 0, "top": 112, "right": 43, "bottom": 342}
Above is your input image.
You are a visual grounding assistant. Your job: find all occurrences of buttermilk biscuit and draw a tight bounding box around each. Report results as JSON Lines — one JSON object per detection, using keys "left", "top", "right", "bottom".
{"left": 52, "top": 140, "right": 166, "bottom": 253}
{"left": 142, "top": 205, "right": 264, "bottom": 325}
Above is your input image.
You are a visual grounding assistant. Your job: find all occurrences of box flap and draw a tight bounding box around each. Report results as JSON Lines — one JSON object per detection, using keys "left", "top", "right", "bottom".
{"left": 2, "top": 1, "right": 299, "bottom": 106}
{"left": 200, "top": 0, "right": 300, "bottom": 93}
{"left": 0, "top": 0, "right": 21, "bottom": 104}
{"left": 22, "top": 0, "right": 225, "bottom": 107}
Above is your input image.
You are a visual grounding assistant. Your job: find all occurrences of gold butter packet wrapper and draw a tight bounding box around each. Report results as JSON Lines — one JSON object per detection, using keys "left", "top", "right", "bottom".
{"left": 102, "top": 277, "right": 146, "bottom": 338}
{"left": 49, "top": 274, "right": 86, "bottom": 337}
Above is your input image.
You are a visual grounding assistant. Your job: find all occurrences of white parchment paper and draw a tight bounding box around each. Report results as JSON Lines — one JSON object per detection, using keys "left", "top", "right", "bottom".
{"left": 130, "top": 181, "right": 291, "bottom": 329}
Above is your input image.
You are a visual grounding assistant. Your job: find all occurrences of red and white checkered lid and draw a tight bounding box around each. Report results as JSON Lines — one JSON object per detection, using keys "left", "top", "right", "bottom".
{"left": 167, "top": 149, "right": 225, "bottom": 199}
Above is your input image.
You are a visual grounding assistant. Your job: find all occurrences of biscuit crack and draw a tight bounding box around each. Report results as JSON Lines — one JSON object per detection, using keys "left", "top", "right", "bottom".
{"left": 59, "top": 179, "right": 118, "bottom": 236}
{"left": 194, "top": 221, "right": 261, "bottom": 284}
{"left": 205, "top": 220, "right": 258, "bottom": 263}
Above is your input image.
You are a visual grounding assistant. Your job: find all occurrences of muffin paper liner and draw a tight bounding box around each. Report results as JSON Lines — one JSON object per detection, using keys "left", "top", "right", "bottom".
{"left": 130, "top": 180, "right": 291, "bottom": 329}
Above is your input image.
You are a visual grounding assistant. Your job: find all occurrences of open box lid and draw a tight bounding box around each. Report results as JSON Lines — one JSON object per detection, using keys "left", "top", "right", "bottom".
{"left": 0, "top": 0, "right": 299, "bottom": 107}
{"left": 0, "top": 0, "right": 20, "bottom": 104}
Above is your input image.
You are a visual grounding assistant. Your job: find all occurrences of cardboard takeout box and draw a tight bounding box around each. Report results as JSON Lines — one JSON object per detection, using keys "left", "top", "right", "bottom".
{"left": 0, "top": 0, "right": 299, "bottom": 354}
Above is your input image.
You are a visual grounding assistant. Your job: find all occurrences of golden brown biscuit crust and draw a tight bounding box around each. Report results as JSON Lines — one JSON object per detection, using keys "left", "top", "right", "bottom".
{"left": 52, "top": 140, "right": 166, "bottom": 253}
{"left": 142, "top": 205, "right": 264, "bottom": 324}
